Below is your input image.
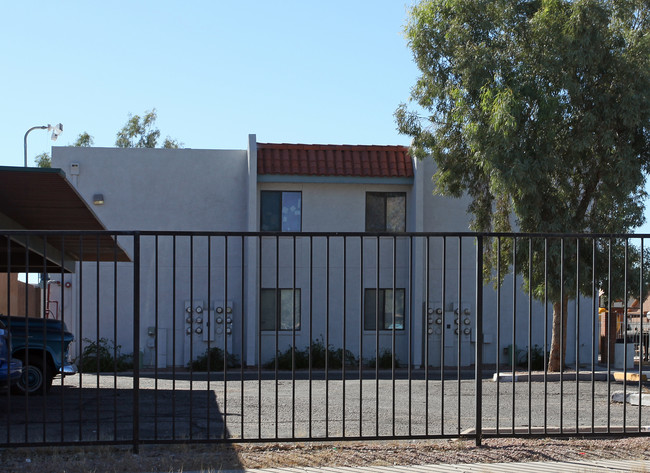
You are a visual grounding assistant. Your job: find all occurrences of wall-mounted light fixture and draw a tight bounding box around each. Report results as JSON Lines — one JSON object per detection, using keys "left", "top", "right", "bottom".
{"left": 93, "top": 194, "right": 104, "bottom": 205}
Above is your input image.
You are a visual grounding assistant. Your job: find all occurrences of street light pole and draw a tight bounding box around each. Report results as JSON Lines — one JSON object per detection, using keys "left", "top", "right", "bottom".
{"left": 23, "top": 123, "right": 63, "bottom": 167}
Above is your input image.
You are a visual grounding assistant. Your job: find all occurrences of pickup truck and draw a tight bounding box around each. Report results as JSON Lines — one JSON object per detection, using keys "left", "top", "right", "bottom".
{"left": 0, "top": 315, "right": 77, "bottom": 395}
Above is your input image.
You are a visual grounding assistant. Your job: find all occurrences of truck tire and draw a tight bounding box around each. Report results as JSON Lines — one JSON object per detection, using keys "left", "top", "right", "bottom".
{"left": 12, "top": 357, "right": 52, "bottom": 396}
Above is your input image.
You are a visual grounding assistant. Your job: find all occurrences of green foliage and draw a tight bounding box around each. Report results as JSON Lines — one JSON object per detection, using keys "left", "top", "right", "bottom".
{"left": 78, "top": 338, "right": 133, "bottom": 373}
{"left": 115, "top": 109, "right": 182, "bottom": 149}
{"left": 263, "top": 338, "right": 358, "bottom": 370}
{"left": 397, "top": 0, "right": 650, "bottom": 301}
{"left": 73, "top": 132, "right": 94, "bottom": 147}
{"left": 366, "top": 349, "right": 400, "bottom": 369}
{"left": 162, "top": 137, "right": 183, "bottom": 149}
{"left": 190, "top": 346, "right": 240, "bottom": 371}
{"left": 34, "top": 152, "right": 51, "bottom": 168}
{"left": 506, "top": 344, "right": 544, "bottom": 371}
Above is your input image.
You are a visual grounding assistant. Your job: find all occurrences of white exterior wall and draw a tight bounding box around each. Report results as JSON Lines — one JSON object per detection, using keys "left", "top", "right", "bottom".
{"left": 50, "top": 140, "right": 598, "bottom": 369}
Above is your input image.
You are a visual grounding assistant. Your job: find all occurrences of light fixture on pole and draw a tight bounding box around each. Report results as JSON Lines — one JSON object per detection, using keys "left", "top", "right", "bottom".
{"left": 24, "top": 123, "right": 63, "bottom": 167}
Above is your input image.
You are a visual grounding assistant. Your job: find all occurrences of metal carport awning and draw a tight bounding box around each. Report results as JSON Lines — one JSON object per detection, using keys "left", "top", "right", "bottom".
{"left": 0, "top": 166, "right": 130, "bottom": 272}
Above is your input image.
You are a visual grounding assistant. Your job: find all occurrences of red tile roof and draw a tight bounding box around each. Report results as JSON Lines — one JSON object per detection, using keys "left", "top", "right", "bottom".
{"left": 257, "top": 143, "right": 413, "bottom": 178}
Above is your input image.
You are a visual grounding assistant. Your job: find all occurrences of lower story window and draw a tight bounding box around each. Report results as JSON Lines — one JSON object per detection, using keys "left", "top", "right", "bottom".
{"left": 260, "top": 288, "right": 301, "bottom": 331}
{"left": 364, "top": 288, "right": 405, "bottom": 331}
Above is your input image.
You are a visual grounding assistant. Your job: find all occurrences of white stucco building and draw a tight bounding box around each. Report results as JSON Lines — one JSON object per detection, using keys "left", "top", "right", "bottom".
{"left": 50, "top": 135, "right": 596, "bottom": 369}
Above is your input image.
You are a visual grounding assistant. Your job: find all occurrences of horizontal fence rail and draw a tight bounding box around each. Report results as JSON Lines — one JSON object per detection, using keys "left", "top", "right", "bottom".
{"left": 0, "top": 231, "right": 649, "bottom": 450}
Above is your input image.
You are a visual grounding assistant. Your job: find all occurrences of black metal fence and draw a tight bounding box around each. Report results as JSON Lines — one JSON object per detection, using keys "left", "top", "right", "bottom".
{"left": 1, "top": 230, "right": 649, "bottom": 450}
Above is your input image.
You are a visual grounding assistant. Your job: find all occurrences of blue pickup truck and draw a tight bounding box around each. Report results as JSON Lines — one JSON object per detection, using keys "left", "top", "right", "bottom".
{"left": 0, "top": 315, "right": 77, "bottom": 395}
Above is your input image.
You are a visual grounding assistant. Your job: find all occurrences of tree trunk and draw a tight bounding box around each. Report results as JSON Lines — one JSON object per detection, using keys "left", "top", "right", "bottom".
{"left": 548, "top": 296, "right": 569, "bottom": 372}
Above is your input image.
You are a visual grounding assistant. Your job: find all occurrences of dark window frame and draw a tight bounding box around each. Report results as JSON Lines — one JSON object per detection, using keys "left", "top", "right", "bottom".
{"left": 363, "top": 288, "right": 406, "bottom": 331}
{"left": 260, "top": 190, "right": 302, "bottom": 232}
{"left": 260, "top": 288, "right": 301, "bottom": 332}
{"left": 365, "top": 192, "right": 406, "bottom": 232}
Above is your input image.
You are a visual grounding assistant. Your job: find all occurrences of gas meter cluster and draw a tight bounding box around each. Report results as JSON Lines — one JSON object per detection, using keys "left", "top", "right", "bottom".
{"left": 184, "top": 300, "right": 234, "bottom": 342}
{"left": 425, "top": 302, "right": 475, "bottom": 366}
{"left": 426, "top": 303, "right": 473, "bottom": 340}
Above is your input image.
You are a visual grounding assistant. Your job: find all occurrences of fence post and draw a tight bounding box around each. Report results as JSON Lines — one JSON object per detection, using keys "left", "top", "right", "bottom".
{"left": 132, "top": 232, "right": 140, "bottom": 453}
{"left": 475, "top": 235, "right": 483, "bottom": 446}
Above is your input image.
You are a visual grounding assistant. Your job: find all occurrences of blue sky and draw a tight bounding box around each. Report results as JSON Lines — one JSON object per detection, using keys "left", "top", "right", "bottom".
{"left": 2, "top": 1, "right": 649, "bottom": 234}
{"left": 1, "top": 1, "right": 417, "bottom": 163}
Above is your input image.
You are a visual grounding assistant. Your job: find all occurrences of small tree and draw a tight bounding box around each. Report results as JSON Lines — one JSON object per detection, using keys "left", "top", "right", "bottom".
{"left": 73, "top": 132, "right": 94, "bottom": 147}
{"left": 115, "top": 109, "right": 181, "bottom": 149}
{"left": 34, "top": 152, "right": 51, "bottom": 168}
{"left": 397, "top": 0, "right": 650, "bottom": 371}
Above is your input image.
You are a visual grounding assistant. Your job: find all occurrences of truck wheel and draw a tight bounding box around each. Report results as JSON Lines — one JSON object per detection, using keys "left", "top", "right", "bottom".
{"left": 13, "top": 357, "right": 52, "bottom": 395}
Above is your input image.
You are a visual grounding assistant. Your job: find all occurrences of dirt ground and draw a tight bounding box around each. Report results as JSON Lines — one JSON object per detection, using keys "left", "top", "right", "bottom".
{"left": 1, "top": 436, "right": 649, "bottom": 473}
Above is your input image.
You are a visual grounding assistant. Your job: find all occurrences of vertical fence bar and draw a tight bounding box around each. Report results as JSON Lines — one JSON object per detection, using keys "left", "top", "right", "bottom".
{"left": 457, "top": 236, "right": 462, "bottom": 436}
{"left": 224, "top": 236, "right": 229, "bottom": 439}
{"left": 113, "top": 235, "right": 119, "bottom": 441}
{"left": 375, "top": 236, "right": 379, "bottom": 436}
{"left": 77, "top": 236, "right": 83, "bottom": 442}
{"left": 440, "top": 236, "right": 446, "bottom": 435}
{"left": 96, "top": 237, "right": 101, "bottom": 442}
{"left": 358, "top": 236, "right": 363, "bottom": 437}
{"left": 6, "top": 236, "right": 10, "bottom": 445}
{"left": 240, "top": 235, "right": 245, "bottom": 440}
{"left": 132, "top": 232, "right": 141, "bottom": 453}
{"left": 5, "top": 236, "right": 10, "bottom": 444}
{"left": 342, "top": 236, "right": 347, "bottom": 438}
{"left": 274, "top": 235, "right": 279, "bottom": 439}
{"left": 639, "top": 238, "right": 644, "bottom": 432}
{"left": 575, "top": 238, "right": 580, "bottom": 433}
{"left": 59, "top": 236, "right": 66, "bottom": 442}
{"left": 391, "top": 235, "right": 396, "bottom": 437}
{"left": 190, "top": 236, "right": 195, "bottom": 440}
{"left": 524, "top": 237, "right": 533, "bottom": 434}
{"left": 496, "top": 237, "right": 501, "bottom": 435}
{"left": 154, "top": 235, "right": 159, "bottom": 441}
{"left": 23, "top": 236, "right": 29, "bottom": 443}
{"left": 591, "top": 238, "right": 596, "bottom": 433}
{"left": 291, "top": 235, "right": 296, "bottom": 439}
{"left": 172, "top": 236, "right": 177, "bottom": 440}
{"left": 554, "top": 238, "right": 567, "bottom": 434}
{"left": 257, "top": 236, "right": 262, "bottom": 439}
{"left": 424, "top": 236, "right": 430, "bottom": 436}
{"left": 475, "top": 235, "right": 483, "bottom": 446}
{"left": 206, "top": 237, "right": 212, "bottom": 439}
{"left": 407, "top": 235, "right": 413, "bottom": 437}
{"left": 309, "top": 236, "right": 314, "bottom": 439}
{"left": 511, "top": 236, "right": 516, "bottom": 434}
{"left": 614, "top": 238, "right": 624, "bottom": 433}
{"left": 607, "top": 238, "right": 612, "bottom": 433}
{"left": 544, "top": 238, "right": 548, "bottom": 434}
{"left": 189, "top": 236, "right": 194, "bottom": 440}
{"left": 41, "top": 237, "right": 48, "bottom": 443}
{"left": 326, "top": 236, "right": 330, "bottom": 438}
{"left": 240, "top": 235, "right": 250, "bottom": 440}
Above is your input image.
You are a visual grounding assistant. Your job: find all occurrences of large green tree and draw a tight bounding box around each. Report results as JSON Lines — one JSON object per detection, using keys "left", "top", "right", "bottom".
{"left": 396, "top": 0, "right": 650, "bottom": 370}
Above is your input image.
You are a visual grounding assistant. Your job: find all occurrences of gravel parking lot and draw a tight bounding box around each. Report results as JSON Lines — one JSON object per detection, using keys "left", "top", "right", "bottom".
{"left": 1, "top": 370, "right": 648, "bottom": 445}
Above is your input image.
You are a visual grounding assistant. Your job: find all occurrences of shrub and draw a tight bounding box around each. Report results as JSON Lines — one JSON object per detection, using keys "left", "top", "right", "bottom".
{"left": 78, "top": 338, "right": 133, "bottom": 373}
{"left": 190, "top": 347, "right": 240, "bottom": 371}
{"left": 507, "top": 344, "right": 545, "bottom": 371}
{"left": 366, "top": 348, "right": 400, "bottom": 369}
{"left": 263, "top": 338, "right": 358, "bottom": 370}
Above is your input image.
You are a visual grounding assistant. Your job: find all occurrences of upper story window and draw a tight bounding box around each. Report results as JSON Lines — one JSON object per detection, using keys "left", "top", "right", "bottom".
{"left": 261, "top": 191, "right": 302, "bottom": 231}
{"left": 365, "top": 192, "right": 406, "bottom": 232}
